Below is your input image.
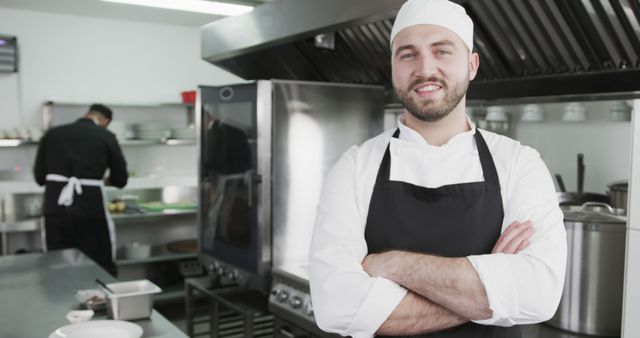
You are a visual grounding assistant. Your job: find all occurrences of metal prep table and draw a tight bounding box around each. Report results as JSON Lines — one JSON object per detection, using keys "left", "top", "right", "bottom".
{"left": 0, "top": 248, "right": 187, "bottom": 338}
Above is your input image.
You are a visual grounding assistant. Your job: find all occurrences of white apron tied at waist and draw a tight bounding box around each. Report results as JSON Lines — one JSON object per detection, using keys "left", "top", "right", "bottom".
{"left": 45, "top": 174, "right": 104, "bottom": 206}
{"left": 44, "top": 173, "right": 117, "bottom": 260}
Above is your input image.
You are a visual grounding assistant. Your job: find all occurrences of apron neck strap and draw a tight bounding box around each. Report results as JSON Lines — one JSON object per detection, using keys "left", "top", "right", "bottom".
{"left": 375, "top": 128, "right": 501, "bottom": 186}
{"left": 473, "top": 130, "right": 500, "bottom": 186}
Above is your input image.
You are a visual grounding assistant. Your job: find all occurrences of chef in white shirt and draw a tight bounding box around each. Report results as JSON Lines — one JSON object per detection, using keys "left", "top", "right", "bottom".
{"left": 309, "top": 1, "right": 567, "bottom": 337}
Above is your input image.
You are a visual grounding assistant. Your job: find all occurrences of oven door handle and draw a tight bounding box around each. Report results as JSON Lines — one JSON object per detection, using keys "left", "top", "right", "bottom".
{"left": 247, "top": 174, "right": 262, "bottom": 207}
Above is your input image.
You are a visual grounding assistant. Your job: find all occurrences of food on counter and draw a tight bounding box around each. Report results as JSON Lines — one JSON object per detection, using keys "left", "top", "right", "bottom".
{"left": 107, "top": 200, "right": 127, "bottom": 213}
{"left": 108, "top": 197, "right": 196, "bottom": 214}
{"left": 75, "top": 289, "right": 106, "bottom": 311}
{"left": 107, "top": 195, "right": 148, "bottom": 214}
{"left": 139, "top": 201, "right": 197, "bottom": 212}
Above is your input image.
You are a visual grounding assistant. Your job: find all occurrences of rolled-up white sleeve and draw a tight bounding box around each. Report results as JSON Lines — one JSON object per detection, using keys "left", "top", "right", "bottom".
{"left": 468, "top": 146, "right": 567, "bottom": 326}
{"left": 309, "top": 145, "right": 407, "bottom": 338}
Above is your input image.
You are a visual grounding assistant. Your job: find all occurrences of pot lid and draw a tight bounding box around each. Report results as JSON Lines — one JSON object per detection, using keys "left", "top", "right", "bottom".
{"left": 562, "top": 202, "right": 626, "bottom": 224}
{"left": 607, "top": 180, "right": 628, "bottom": 192}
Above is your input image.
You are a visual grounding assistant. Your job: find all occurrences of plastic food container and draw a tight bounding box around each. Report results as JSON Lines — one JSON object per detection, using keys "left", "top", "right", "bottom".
{"left": 101, "top": 279, "right": 162, "bottom": 320}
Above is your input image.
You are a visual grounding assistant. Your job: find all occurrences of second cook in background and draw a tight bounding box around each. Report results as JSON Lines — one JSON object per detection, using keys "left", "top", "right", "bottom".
{"left": 309, "top": 0, "right": 567, "bottom": 337}
{"left": 34, "top": 103, "right": 128, "bottom": 276}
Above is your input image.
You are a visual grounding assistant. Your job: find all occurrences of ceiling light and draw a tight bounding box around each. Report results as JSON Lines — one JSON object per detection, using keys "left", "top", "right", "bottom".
{"left": 101, "top": 0, "right": 253, "bottom": 16}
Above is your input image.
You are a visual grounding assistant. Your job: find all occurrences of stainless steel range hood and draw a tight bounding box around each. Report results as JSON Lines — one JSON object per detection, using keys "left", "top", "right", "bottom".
{"left": 202, "top": 0, "right": 640, "bottom": 100}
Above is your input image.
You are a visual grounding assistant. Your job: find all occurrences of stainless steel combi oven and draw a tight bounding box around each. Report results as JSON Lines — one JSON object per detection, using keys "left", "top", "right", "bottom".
{"left": 197, "top": 80, "right": 385, "bottom": 293}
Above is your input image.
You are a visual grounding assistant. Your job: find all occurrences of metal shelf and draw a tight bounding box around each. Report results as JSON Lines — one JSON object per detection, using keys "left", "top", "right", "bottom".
{"left": 0, "top": 139, "right": 38, "bottom": 147}
{"left": 0, "top": 138, "right": 195, "bottom": 148}
{"left": 116, "top": 244, "right": 196, "bottom": 265}
{"left": 0, "top": 219, "right": 40, "bottom": 233}
{"left": 119, "top": 138, "right": 195, "bottom": 146}
{"left": 44, "top": 101, "right": 194, "bottom": 108}
{"left": 111, "top": 209, "right": 196, "bottom": 222}
{"left": 42, "top": 100, "right": 196, "bottom": 131}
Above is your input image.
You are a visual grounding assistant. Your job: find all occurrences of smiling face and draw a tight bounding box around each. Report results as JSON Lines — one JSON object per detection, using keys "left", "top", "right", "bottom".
{"left": 392, "top": 24, "right": 479, "bottom": 123}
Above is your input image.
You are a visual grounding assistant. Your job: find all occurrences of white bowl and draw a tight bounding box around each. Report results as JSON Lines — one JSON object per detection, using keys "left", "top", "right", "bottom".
{"left": 563, "top": 102, "right": 586, "bottom": 122}
{"left": 66, "top": 310, "right": 94, "bottom": 323}
{"left": 609, "top": 101, "right": 632, "bottom": 121}
{"left": 486, "top": 106, "right": 508, "bottom": 121}
{"left": 123, "top": 242, "right": 151, "bottom": 259}
{"left": 521, "top": 104, "right": 545, "bottom": 122}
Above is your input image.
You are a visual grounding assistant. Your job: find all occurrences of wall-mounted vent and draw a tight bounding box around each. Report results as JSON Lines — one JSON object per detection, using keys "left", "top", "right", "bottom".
{"left": 0, "top": 35, "right": 18, "bottom": 73}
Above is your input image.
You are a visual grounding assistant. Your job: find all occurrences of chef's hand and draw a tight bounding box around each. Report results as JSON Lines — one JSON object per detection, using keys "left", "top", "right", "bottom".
{"left": 492, "top": 220, "right": 535, "bottom": 254}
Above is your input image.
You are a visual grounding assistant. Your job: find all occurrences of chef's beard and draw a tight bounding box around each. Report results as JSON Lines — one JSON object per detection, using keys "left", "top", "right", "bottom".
{"left": 395, "top": 76, "right": 468, "bottom": 122}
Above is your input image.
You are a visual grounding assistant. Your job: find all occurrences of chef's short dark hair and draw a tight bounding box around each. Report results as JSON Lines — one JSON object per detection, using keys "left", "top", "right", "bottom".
{"left": 89, "top": 103, "right": 113, "bottom": 120}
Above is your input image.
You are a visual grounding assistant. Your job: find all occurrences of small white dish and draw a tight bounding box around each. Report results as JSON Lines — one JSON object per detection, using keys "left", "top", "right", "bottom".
{"left": 49, "top": 320, "right": 142, "bottom": 338}
{"left": 66, "top": 309, "right": 94, "bottom": 323}
{"left": 521, "top": 104, "right": 545, "bottom": 122}
{"left": 123, "top": 242, "right": 152, "bottom": 259}
{"left": 609, "top": 101, "right": 632, "bottom": 121}
{"left": 563, "top": 102, "right": 586, "bottom": 122}
{"left": 486, "top": 106, "right": 508, "bottom": 121}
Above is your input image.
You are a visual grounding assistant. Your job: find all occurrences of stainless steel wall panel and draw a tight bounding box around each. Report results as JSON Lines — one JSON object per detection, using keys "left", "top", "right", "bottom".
{"left": 270, "top": 81, "right": 384, "bottom": 269}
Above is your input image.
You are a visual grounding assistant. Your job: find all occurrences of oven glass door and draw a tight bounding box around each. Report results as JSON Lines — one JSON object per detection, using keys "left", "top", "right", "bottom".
{"left": 199, "top": 83, "right": 259, "bottom": 274}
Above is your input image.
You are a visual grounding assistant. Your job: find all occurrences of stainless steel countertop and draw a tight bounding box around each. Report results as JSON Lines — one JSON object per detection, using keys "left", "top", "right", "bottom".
{"left": 0, "top": 248, "right": 188, "bottom": 338}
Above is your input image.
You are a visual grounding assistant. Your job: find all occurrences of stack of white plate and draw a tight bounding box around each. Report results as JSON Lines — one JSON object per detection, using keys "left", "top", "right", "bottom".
{"left": 170, "top": 126, "right": 196, "bottom": 139}
{"left": 107, "top": 121, "right": 130, "bottom": 141}
{"left": 132, "top": 123, "right": 169, "bottom": 140}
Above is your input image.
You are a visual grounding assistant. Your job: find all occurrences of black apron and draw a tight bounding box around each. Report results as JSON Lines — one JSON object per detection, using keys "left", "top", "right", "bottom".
{"left": 364, "top": 129, "right": 521, "bottom": 338}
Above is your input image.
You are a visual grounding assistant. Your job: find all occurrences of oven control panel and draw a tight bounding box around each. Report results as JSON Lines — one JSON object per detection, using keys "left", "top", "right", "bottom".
{"left": 203, "top": 258, "right": 270, "bottom": 292}
{"left": 207, "top": 260, "right": 245, "bottom": 284}
{"left": 270, "top": 283, "right": 314, "bottom": 318}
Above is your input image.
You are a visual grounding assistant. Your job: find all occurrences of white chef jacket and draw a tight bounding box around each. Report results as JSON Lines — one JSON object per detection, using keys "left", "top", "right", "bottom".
{"left": 309, "top": 116, "right": 567, "bottom": 338}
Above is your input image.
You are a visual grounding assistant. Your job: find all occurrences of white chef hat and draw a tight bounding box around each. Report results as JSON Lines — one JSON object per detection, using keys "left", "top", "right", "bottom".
{"left": 390, "top": 0, "right": 474, "bottom": 53}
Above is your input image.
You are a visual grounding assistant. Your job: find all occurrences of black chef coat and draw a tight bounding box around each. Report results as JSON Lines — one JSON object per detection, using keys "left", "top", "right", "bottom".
{"left": 34, "top": 118, "right": 128, "bottom": 216}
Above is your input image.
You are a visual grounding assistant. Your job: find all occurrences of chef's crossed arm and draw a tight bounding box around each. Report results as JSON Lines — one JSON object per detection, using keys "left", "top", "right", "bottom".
{"left": 362, "top": 220, "right": 534, "bottom": 335}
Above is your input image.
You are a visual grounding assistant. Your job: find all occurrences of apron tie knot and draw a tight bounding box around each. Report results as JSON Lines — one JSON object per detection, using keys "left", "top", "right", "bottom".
{"left": 58, "top": 176, "right": 83, "bottom": 206}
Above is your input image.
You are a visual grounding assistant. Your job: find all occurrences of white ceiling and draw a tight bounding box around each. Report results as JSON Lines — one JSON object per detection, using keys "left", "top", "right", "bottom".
{"left": 0, "top": 0, "right": 273, "bottom": 27}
